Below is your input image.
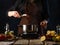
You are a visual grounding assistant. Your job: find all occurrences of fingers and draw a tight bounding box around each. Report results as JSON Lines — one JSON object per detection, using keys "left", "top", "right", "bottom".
{"left": 40, "top": 20, "right": 48, "bottom": 28}
{"left": 8, "top": 11, "right": 20, "bottom": 18}
{"left": 40, "top": 21, "right": 46, "bottom": 25}
{"left": 13, "top": 11, "right": 20, "bottom": 18}
{"left": 21, "top": 14, "right": 27, "bottom": 17}
{"left": 8, "top": 11, "right": 14, "bottom": 17}
{"left": 40, "top": 21, "right": 47, "bottom": 26}
{"left": 40, "top": 20, "right": 48, "bottom": 25}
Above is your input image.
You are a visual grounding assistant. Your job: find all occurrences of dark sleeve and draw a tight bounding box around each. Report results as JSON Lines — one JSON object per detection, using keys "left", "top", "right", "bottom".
{"left": 8, "top": 0, "right": 26, "bottom": 15}
{"left": 8, "top": 0, "right": 23, "bottom": 11}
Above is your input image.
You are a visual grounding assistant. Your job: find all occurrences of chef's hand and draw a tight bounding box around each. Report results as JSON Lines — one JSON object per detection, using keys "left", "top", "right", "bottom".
{"left": 40, "top": 20, "right": 48, "bottom": 29}
{"left": 8, "top": 11, "right": 21, "bottom": 18}
{"left": 8, "top": 11, "right": 28, "bottom": 18}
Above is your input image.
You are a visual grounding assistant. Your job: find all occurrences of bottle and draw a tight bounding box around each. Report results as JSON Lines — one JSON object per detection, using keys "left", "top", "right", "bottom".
{"left": 56, "top": 24, "right": 60, "bottom": 35}
{"left": 5, "top": 23, "right": 10, "bottom": 35}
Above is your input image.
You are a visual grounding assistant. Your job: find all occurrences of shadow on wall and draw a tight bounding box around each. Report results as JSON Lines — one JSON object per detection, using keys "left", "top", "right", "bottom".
{"left": 0, "top": 0, "right": 16, "bottom": 33}
{"left": 47, "top": 0, "right": 60, "bottom": 30}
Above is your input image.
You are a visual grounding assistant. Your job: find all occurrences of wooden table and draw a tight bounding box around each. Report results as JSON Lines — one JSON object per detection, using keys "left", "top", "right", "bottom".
{"left": 14, "top": 39, "right": 60, "bottom": 45}
{"left": 0, "top": 41, "right": 14, "bottom": 45}
{"left": 0, "top": 39, "right": 60, "bottom": 45}
{"left": 45, "top": 41, "right": 60, "bottom": 45}
{"left": 14, "top": 39, "right": 43, "bottom": 45}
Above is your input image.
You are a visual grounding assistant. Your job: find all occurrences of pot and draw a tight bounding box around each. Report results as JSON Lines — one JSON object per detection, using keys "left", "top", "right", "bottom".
{"left": 18, "top": 24, "right": 38, "bottom": 34}
{"left": 19, "top": 24, "right": 39, "bottom": 39}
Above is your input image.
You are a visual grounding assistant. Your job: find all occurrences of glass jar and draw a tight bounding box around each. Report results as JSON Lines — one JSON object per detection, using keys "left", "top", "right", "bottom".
{"left": 56, "top": 24, "right": 60, "bottom": 35}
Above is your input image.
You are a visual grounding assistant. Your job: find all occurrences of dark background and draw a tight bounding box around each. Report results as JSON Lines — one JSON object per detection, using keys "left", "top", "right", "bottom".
{"left": 0, "top": 0, "right": 60, "bottom": 33}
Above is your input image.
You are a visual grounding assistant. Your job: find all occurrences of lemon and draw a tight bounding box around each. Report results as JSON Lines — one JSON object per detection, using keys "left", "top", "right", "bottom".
{"left": 56, "top": 36, "right": 60, "bottom": 39}
{"left": 40, "top": 36, "right": 46, "bottom": 41}
{"left": 46, "top": 30, "right": 51, "bottom": 35}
